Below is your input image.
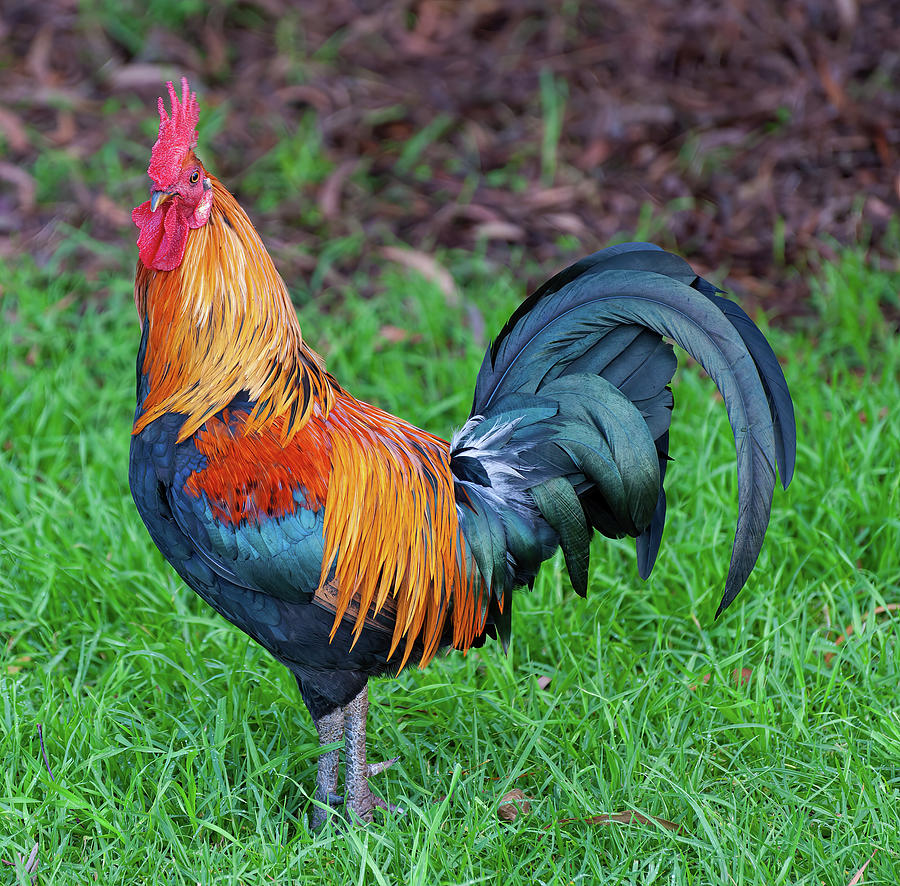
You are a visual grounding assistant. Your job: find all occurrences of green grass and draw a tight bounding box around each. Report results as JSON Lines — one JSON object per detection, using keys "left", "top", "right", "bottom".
{"left": 1, "top": 241, "right": 899, "bottom": 885}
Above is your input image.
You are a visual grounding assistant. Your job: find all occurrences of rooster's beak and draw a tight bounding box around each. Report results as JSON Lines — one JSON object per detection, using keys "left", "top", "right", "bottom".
{"left": 150, "top": 190, "right": 172, "bottom": 212}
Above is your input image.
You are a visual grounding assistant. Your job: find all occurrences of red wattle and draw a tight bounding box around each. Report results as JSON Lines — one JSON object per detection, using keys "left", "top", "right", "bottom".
{"left": 132, "top": 199, "right": 191, "bottom": 271}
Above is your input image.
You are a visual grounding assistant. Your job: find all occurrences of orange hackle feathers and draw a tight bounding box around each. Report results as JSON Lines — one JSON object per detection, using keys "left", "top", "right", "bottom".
{"left": 136, "top": 171, "right": 491, "bottom": 668}
{"left": 134, "top": 175, "right": 335, "bottom": 445}
{"left": 317, "top": 395, "right": 487, "bottom": 669}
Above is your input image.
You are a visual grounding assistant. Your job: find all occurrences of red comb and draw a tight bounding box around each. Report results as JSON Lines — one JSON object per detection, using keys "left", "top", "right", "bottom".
{"left": 147, "top": 77, "right": 199, "bottom": 187}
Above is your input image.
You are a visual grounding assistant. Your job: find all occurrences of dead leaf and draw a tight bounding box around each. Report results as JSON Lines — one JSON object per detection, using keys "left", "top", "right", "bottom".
{"left": 817, "top": 58, "right": 848, "bottom": 112}
{"left": 536, "top": 675, "right": 552, "bottom": 690}
{"left": 94, "top": 194, "right": 131, "bottom": 228}
{"left": 734, "top": 667, "right": 753, "bottom": 686}
{"left": 498, "top": 788, "right": 531, "bottom": 822}
{"left": 524, "top": 186, "right": 583, "bottom": 210}
{"left": 25, "top": 24, "right": 54, "bottom": 85}
{"left": 690, "top": 668, "right": 752, "bottom": 691}
{"left": 377, "top": 324, "right": 409, "bottom": 345}
{"left": 588, "top": 811, "right": 684, "bottom": 833}
{"left": 6, "top": 655, "right": 31, "bottom": 675}
{"left": 108, "top": 63, "right": 182, "bottom": 89}
{"left": 49, "top": 109, "right": 76, "bottom": 146}
{"left": 464, "top": 302, "right": 486, "bottom": 351}
{"left": 202, "top": 14, "right": 229, "bottom": 75}
{"left": 1, "top": 841, "right": 38, "bottom": 884}
{"left": 472, "top": 220, "right": 525, "bottom": 242}
{"left": 48, "top": 293, "right": 77, "bottom": 314}
{"left": 374, "top": 324, "right": 423, "bottom": 352}
{"left": 0, "top": 163, "right": 36, "bottom": 211}
{"left": 847, "top": 848, "right": 877, "bottom": 885}
{"left": 380, "top": 247, "right": 458, "bottom": 306}
{"left": 545, "top": 212, "right": 587, "bottom": 236}
{"left": 0, "top": 106, "right": 29, "bottom": 153}
{"left": 834, "top": 0, "right": 858, "bottom": 30}
{"left": 825, "top": 605, "right": 899, "bottom": 665}
{"left": 318, "top": 159, "right": 358, "bottom": 220}
{"left": 550, "top": 810, "right": 685, "bottom": 834}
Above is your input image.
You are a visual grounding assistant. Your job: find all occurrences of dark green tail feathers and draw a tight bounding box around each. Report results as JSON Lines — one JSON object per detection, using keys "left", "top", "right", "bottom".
{"left": 451, "top": 242, "right": 795, "bottom": 626}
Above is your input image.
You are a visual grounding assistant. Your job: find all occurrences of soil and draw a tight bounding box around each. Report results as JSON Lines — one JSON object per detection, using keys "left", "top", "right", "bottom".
{"left": 1, "top": 0, "right": 897, "bottom": 319}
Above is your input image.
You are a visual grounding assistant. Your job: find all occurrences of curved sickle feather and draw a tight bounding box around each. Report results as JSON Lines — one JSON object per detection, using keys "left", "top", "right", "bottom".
{"left": 482, "top": 268, "right": 778, "bottom": 613}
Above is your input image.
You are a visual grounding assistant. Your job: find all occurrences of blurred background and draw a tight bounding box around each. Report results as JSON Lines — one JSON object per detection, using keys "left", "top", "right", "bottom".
{"left": 1, "top": 0, "right": 897, "bottom": 317}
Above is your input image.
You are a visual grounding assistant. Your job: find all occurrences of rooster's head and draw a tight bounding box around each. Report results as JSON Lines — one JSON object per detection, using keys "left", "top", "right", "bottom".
{"left": 132, "top": 78, "right": 213, "bottom": 271}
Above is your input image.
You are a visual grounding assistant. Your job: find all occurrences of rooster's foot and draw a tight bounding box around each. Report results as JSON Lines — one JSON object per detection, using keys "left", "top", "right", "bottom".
{"left": 366, "top": 756, "right": 399, "bottom": 778}
{"left": 344, "top": 687, "right": 401, "bottom": 823}
{"left": 309, "top": 791, "right": 345, "bottom": 831}
{"left": 309, "top": 685, "right": 401, "bottom": 828}
{"left": 310, "top": 706, "right": 344, "bottom": 831}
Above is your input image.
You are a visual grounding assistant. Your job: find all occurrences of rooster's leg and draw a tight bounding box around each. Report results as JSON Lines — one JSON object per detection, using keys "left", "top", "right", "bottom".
{"left": 343, "top": 684, "right": 399, "bottom": 823}
{"left": 310, "top": 706, "right": 344, "bottom": 831}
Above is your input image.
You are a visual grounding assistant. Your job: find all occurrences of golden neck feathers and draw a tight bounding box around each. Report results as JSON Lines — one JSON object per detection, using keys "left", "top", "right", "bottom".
{"left": 133, "top": 176, "right": 336, "bottom": 442}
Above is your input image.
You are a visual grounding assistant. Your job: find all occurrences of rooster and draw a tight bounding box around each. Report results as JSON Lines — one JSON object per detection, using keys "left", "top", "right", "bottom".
{"left": 129, "top": 80, "right": 795, "bottom": 827}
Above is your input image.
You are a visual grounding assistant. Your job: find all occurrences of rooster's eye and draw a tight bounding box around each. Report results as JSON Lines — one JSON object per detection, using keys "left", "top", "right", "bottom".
{"left": 189, "top": 170, "right": 200, "bottom": 184}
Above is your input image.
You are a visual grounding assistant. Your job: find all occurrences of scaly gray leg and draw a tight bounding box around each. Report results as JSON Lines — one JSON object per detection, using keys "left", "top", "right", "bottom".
{"left": 343, "top": 684, "right": 399, "bottom": 823}
{"left": 310, "top": 706, "right": 343, "bottom": 831}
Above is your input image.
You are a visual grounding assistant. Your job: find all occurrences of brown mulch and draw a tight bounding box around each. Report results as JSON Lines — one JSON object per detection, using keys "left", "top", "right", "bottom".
{"left": 1, "top": 0, "right": 898, "bottom": 318}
